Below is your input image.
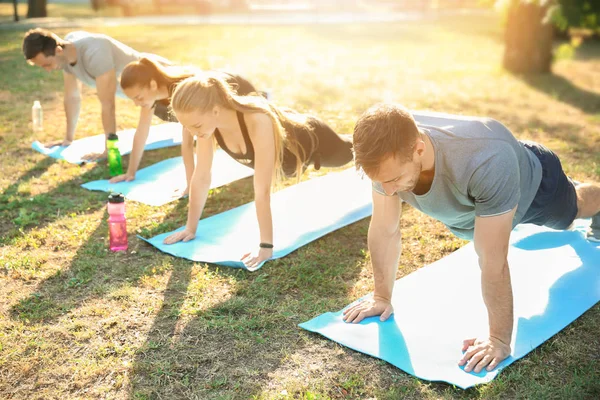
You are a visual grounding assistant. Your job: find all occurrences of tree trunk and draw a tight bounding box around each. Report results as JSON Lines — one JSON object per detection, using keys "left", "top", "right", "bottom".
{"left": 91, "top": 0, "right": 103, "bottom": 12}
{"left": 27, "top": 0, "right": 48, "bottom": 18}
{"left": 13, "top": 0, "right": 19, "bottom": 21}
{"left": 503, "top": 0, "right": 554, "bottom": 74}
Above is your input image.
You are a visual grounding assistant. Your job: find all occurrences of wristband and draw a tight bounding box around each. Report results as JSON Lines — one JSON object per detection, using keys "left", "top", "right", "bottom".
{"left": 259, "top": 242, "right": 274, "bottom": 249}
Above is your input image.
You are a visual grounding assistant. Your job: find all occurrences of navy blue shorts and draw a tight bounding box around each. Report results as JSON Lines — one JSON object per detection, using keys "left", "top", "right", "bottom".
{"left": 520, "top": 141, "right": 578, "bottom": 230}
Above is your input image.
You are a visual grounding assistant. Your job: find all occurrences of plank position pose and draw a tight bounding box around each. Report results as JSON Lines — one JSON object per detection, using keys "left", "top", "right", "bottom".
{"left": 114, "top": 57, "right": 259, "bottom": 196}
{"left": 343, "top": 103, "right": 600, "bottom": 373}
{"left": 22, "top": 29, "right": 171, "bottom": 161}
{"left": 163, "top": 75, "right": 354, "bottom": 269}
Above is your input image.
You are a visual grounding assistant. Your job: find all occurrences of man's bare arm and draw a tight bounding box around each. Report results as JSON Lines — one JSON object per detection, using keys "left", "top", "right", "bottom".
{"left": 63, "top": 72, "right": 81, "bottom": 144}
{"left": 96, "top": 68, "right": 117, "bottom": 138}
{"left": 459, "top": 206, "right": 516, "bottom": 373}
{"left": 343, "top": 189, "right": 402, "bottom": 323}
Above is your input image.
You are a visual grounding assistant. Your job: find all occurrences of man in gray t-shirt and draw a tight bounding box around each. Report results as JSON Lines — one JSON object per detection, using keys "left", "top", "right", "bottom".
{"left": 22, "top": 28, "right": 165, "bottom": 160}
{"left": 342, "top": 104, "right": 600, "bottom": 374}
{"left": 372, "top": 112, "right": 543, "bottom": 241}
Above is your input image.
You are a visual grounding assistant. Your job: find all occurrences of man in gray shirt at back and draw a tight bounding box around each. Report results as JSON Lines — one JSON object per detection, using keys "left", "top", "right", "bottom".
{"left": 343, "top": 103, "right": 600, "bottom": 373}
{"left": 22, "top": 28, "right": 166, "bottom": 160}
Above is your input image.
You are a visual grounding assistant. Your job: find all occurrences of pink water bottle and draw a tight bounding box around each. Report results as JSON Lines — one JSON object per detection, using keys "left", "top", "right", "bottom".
{"left": 108, "top": 193, "right": 128, "bottom": 252}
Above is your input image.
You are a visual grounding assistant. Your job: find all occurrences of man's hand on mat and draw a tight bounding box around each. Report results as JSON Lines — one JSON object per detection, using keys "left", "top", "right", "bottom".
{"left": 459, "top": 336, "right": 511, "bottom": 373}
{"left": 342, "top": 296, "right": 394, "bottom": 323}
{"left": 163, "top": 229, "right": 196, "bottom": 244}
{"left": 46, "top": 138, "right": 72, "bottom": 148}
{"left": 82, "top": 150, "right": 107, "bottom": 162}
{"left": 241, "top": 247, "right": 273, "bottom": 270}
{"left": 109, "top": 173, "right": 135, "bottom": 183}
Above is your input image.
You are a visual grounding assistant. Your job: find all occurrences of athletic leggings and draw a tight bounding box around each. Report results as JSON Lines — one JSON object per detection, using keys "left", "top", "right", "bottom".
{"left": 282, "top": 117, "right": 353, "bottom": 176}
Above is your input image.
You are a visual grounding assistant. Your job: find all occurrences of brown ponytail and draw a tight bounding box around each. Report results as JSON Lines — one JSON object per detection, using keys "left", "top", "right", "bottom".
{"left": 120, "top": 57, "right": 197, "bottom": 96}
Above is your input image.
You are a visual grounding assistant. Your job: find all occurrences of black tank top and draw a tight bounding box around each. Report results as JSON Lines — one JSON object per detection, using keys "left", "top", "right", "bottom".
{"left": 214, "top": 111, "right": 256, "bottom": 168}
{"left": 214, "top": 111, "right": 317, "bottom": 176}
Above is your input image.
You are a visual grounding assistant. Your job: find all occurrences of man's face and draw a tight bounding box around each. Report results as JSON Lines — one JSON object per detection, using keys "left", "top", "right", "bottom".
{"left": 28, "top": 50, "right": 62, "bottom": 72}
{"left": 369, "top": 152, "right": 422, "bottom": 196}
{"left": 27, "top": 46, "right": 67, "bottom": 72}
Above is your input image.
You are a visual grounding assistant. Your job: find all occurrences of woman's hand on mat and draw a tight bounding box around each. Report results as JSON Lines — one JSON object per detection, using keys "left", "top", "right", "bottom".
{"left": 46, "top": 138, "right": 72, "bottom": 148}
{"left": 241, "top": 247, "right": 273, "bottom": 270}
{"left": 342, "top": 296, "right": 394, "bottom": 323}
{"left": 109, "top": 173, "right": 135, "bottom": 183}
{"left": 163, "top": 229, "right": 196, "bottom": 245}
{"left": 459, "top": 336, "right": 511, "bottom": 373}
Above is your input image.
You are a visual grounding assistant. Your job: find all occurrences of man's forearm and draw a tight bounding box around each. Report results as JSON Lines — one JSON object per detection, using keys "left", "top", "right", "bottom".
{"left": 368, "top": 224, "right": 401, "bottom": 301}
{"left": 64, "top": 97, "right": 81, "bottom": 142}
{"left": 100, "top": 100, "right": 117, "bottom": 137}
{"left": 481, "top": 260, "right": 514, "bottom": 345}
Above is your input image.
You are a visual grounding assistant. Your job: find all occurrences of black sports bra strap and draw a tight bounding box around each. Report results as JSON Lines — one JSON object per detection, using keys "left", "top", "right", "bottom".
{"left": 236, "top": 111, "right": 253, "bottom": 154}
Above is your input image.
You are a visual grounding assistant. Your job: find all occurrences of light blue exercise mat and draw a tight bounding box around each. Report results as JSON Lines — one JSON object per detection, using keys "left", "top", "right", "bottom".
{"left": 81, "top": 150, "right": 254, "bottom": 206}
{"left": 140, "top": 168, "right": 373, "bottom": 271}
{"left": 31, "top": 123, "right": 182, "bottom": 164}
{"left": 299, "top": 220, "right": 600, "bottom": 389}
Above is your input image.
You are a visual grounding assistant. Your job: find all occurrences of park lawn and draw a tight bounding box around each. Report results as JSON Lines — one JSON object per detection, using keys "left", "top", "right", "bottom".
{"left": 0, "top": 13, "right": 599, "bottom": 400}
{"left": 0, "top": 3, "right": 123, "bottom": 23}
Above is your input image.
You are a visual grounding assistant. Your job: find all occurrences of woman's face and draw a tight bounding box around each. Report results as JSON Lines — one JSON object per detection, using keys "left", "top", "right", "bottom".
{"left": 176, "top": 107, "right": 219, "bottom": 139}
{"left": 123, "top": 82, "right": 159, "bottom": 108}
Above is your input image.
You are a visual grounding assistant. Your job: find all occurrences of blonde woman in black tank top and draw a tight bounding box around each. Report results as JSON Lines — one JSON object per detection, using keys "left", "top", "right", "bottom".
{"left": 112, "top": 57, "right": 258, "bottom": 198}
{"left": 163, "top": 74, "right": 353, "bottom": 269}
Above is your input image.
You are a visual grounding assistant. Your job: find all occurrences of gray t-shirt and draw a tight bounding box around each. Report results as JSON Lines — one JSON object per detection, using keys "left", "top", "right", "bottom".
{"left": 63, "top": 31, "right": 142, "bottom": 99}
{"left": 373, "top": 113, "right": 542, "bottom": 240}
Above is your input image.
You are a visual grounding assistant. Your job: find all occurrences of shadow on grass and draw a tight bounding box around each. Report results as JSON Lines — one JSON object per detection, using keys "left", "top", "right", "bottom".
{"left": 0, "top": 141, "right": 189, "bottom": 245}
{"left": 124, "top": 167, "right": 372, "bottom": 397}
{"left": 8, "top": 206, "right": 171, "bottom": 324}
{"left": 572, "top": 40, "right": 600, "bottom": 62}
{"left": 7, "top": 163, "right": 371, "bottom": 398}
{"left": 521, "top": 117, "right": 598, "bottom": 150}
{"left": 0, "top": 157, "right": 110, "bottom": 245}
{"left": 519, "top": 72, "right": 600, "bottom": 115}
{"left": 129, "top": 219, "right": 370, "bottom": 399}
{"left": 6, "top": 155, "right": 256, "bottom": 325}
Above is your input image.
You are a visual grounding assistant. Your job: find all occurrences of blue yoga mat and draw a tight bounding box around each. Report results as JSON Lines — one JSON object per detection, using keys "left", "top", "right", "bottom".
{"left": 299, "top": 220, "right": 600, "bottom": 389}
{"left": 31, "top": 123, "right": 182, "bottom": 164}
{"left": 140, "top": 168, "right": 373, "bottom": 271}
{"left": 81, "top": 150, "right": 254, "bottom": 206}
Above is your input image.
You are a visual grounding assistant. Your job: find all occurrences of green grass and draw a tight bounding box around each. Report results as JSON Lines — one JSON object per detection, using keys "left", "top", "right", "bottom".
{"left": 1, "top": 13, "right": 599, "bottom": 400}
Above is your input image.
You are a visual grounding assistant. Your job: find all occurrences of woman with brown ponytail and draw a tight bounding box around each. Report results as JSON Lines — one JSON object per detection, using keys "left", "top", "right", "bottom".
{"left": 110, "top": 57, "right": 258, "bottom": 197}
{"left": 162, "top": 74, "right": 353, "bottom": 269}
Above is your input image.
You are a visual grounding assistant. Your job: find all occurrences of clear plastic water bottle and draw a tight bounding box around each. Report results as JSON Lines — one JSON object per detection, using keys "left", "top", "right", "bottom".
{"left": 106, "top": 133, "right": 123, "bottom": 176}
{"left": 108, "top": 193, "right": 128, "bottom": 252}
{"left": 32, "top": 100, "right": 43, "bottom": 132}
